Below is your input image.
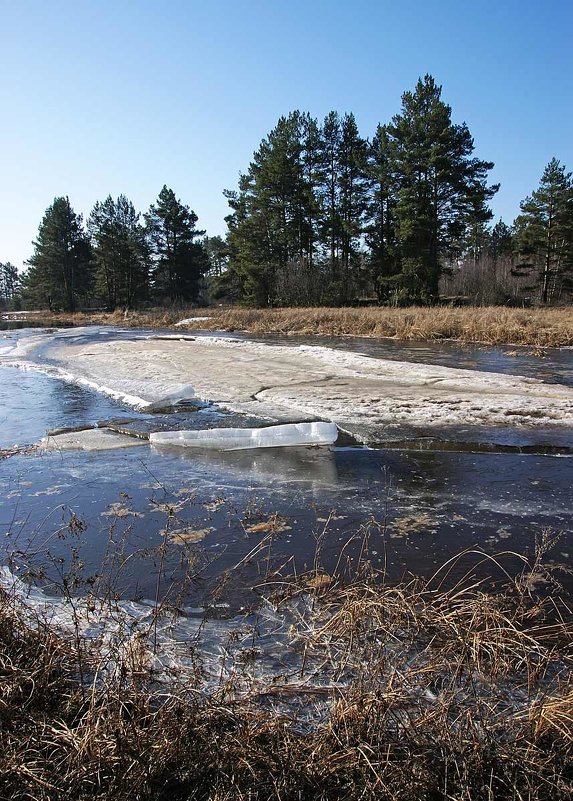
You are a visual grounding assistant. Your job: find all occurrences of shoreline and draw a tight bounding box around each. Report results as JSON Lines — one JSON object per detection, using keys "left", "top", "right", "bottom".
{"left": 3, "top": 305, "right": 573, "bottom": 347}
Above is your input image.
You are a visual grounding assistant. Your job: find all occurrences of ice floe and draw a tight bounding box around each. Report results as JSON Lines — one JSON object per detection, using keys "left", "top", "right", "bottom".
{"left": 41, "top": 428, "right": 147, "bottom": 451}
{"left": 4, "top": 328, "right": 573, "bottom": 442}
{"left": 150, "top": 422, "right": 338, "bottom": 451}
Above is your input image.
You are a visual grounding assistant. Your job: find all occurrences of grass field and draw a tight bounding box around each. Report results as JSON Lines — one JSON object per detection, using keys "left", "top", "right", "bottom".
{"left": 21, "top": 305, "right": 573, "bottom": 347}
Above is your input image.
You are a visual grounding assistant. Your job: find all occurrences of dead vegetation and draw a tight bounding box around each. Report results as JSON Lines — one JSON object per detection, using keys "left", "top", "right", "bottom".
{"left": 19, "top": 305, "right": 573, "bottom": 346}
{"left": 1, "top": 540, "right": 572, "bottom": 800}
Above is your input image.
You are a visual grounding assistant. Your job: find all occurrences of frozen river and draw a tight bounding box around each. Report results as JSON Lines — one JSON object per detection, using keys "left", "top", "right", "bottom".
{"left": 1, "top": 324, "right": 572, "bottom": 609}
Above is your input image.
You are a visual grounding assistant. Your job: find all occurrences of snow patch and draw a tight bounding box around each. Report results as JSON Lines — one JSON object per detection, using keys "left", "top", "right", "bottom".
{"left": 175, "top": 316, "right": 213, "bottom": 325}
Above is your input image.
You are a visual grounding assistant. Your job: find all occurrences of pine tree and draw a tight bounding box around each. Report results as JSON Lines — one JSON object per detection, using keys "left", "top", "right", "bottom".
{"left": 88, "top": 195, "right": 148, "bottom": 310}
{"left": 337, "top": 113, "right": 369, "bottom": 303}
{"left": 204, "top": 235, "right": 229, "bottom": 277}
{"left": 365, "top": 124, "right": 399, "bottom": 300}
{"left": 24, "top": 197, "right": 92, "bottom": 311}
{"left": 514, "top": 158, "right": 573, "bottom": 303}
{"left": 319, "top": 111, "right": 343, "bottom": 288}
{"left": 388, "top": 75, "right": 498, "bottom": 303}
{"left": 224, "top": 112, "right": 323, "bottom": 306}
{"left": 488, "top": 220, "right": 514, "bottom": 261}
{"left": 145, "top": 186, "right": 207, "bottom": 304}
{"left": 0, "top": 263, "right": 20, "bottom": 309}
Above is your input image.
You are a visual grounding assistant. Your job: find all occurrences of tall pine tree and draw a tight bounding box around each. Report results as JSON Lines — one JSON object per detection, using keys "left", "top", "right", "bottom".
{"left": 145, "top": 186, "right": 207, "bottom": 304}
{"left": 337, "top": 113, "right": 369, "bottom": 303}
{"left": 89, "top": 195, "right": 148, "bottom": 310}
{"left": 24, "top": 197, "right": 92, "bottom": 311}
{"left": 224, "top": 112, "right": 322, "bottom": 305}
{"left": 365, "top": 124, "right": 399, "bottom": 300}
{"left": 514, "top": 158, "right": 573, "bottom": 303}
{"left": 388, "top": 75, "right": 498, "bottom": 302}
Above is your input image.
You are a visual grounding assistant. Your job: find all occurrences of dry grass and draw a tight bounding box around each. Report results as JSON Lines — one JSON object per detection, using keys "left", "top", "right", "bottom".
{"left": 23, "top": 305, "right": 573, "bottom": 346}
{"left": 1, "top": 549, "right": 572, "bottom": 800}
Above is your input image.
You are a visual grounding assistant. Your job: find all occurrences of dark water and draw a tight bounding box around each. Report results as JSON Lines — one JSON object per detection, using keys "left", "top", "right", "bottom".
{"left": 1, "top": 325, "right": 572, "bottom": 608}
{"left": 0, "top": 366, "right": 148, "bottom": 449}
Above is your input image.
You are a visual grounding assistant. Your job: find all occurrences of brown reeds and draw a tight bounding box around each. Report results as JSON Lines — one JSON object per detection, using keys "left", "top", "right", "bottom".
{"left": 22, "top": 305, "right": 573, "bottom": 346}
{"left": 1, "top": 549, "right": 572, "bottom": 800}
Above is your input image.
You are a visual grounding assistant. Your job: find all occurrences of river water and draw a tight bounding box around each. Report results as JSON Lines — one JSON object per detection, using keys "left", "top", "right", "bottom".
{"left": 1, "top": 324, "right": 572, "bottom": 610}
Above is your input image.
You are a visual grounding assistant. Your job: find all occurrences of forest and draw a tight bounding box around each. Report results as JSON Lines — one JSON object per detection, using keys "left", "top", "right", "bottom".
{"left": 1, "top": 76, "right": 572, "bottom": 313}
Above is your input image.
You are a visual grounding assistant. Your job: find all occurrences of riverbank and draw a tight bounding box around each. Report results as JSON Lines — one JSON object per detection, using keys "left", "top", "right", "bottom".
{"left": 2, "top": 554, "right": 572, "bottom": 801}
{"left": 5, "top": 305, "right": 573, "bottom": 347}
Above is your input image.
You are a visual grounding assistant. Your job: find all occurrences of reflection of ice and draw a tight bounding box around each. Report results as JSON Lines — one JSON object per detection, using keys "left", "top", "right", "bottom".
{"left": 151, "top": 444, "right": 339, "bottom": 486}
{"left": 150, "top": 422, "right": 338, "bottom": 451}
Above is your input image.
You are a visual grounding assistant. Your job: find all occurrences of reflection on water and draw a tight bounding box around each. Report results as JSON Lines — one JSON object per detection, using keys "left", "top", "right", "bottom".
{"left": 1, "top": 442, "right": 571, "bottom": 607}
{"left": 150, "top": 443, "right": 339, "bottom": 486}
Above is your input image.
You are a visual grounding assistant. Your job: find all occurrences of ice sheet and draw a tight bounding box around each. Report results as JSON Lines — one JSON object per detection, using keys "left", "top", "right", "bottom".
{"left": 150, "top": 421, "right": 338, "bottom": 451}
{"left": 0, "top": 566, "right": 338, "bottom": 700}
{"left": 175, "top": 316, "right": 213, "bottom": 325}
{"left": 5, "top": 329, "right": 573, "bottom": 441}
{"left": 41, "top": 428, "right": 147, "bottom": 451}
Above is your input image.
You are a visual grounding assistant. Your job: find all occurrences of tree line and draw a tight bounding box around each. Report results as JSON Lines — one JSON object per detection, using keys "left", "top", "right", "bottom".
{"left": 3, "top": 75, "right": 572, "bottom": 313}
{"left": 218, "top": 75, "right": 573, "bottom": 307}
{"left": 15, "top": 187, "right": 212, "bottom": 312}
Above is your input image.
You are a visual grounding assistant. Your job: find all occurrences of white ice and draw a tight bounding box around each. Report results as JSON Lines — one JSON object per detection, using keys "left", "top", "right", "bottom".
{"left": 4, "top": 329, "right": 573, "bottom": 440}
{"left": 41, "top": 428, "right": 147, "bottom": 451}
{"left": 150, "top": 421, "right": 338, "bottom": 451}
{"left": 174, "top": 316, "right": 213, "bottom": 325}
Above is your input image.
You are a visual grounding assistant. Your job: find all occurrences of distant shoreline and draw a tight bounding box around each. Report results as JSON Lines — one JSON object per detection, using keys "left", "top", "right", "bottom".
{"left": 4, "top": 305, "right": 572, "bottom": 348}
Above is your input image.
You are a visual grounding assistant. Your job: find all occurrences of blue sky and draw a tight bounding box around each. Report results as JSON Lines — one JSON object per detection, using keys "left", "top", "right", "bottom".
{"left": 1, "top": 0, "right": 572, "bottom": 268}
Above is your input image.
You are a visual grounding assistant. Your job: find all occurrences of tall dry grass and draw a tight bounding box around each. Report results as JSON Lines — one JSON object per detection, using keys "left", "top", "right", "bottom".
{"left": 23, "top": 305, "right": 573, "bottom": 346}
{"left": 1, "top": 543, "right": 572, "bottom": 800}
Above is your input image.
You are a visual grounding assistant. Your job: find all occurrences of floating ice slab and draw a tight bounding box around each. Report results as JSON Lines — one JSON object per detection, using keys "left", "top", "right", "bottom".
{"left": 41, "top": 428, "right": 148, "bottom": 452}
{"left": 150, "top": 421, "right": 338, "bottom": 451}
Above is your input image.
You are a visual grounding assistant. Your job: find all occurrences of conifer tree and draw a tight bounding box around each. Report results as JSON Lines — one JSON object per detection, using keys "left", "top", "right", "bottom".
{"left": 88, "top": 195, "right": 148, "bottom": 309}
{"left": 24, "top": 197, "right": 92, "bottom": 311}
{"left": 388, "top": 75, "right": 498, "bottom": 302}
{"left": 514, "top": 158, "right": 573, "bottom": 303}
{"left": 319, "top": 111, "right": 343, "bottom": 288}
{"left": 365, "top": 124, "right": 399, "bottom": 300}
{"left": 224, "top": 112, "right": 322, "bottom": 305}
{"left": 337, "top": 113, "right": 369, "bottom": 303}
{"left": 145, "top": 186, "right": 207, "bottom": 304}
{"left": 488, "top": 220, "right": 514, "bottom": 261}
{"left": 0, "top": 262, "right": 20, "bottom": 309}
{"left": 204, "top": 235, "right": 229, "bottom": 277}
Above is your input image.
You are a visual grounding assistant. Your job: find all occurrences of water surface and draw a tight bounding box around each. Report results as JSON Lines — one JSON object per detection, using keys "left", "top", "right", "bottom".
{"left": 1, "top": 324, "right": 571, "bottom": 608}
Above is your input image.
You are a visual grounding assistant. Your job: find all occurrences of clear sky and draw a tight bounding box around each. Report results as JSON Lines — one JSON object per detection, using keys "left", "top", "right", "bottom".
{"left": 1, "top": 0, "right": 572, "bottom": 269}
